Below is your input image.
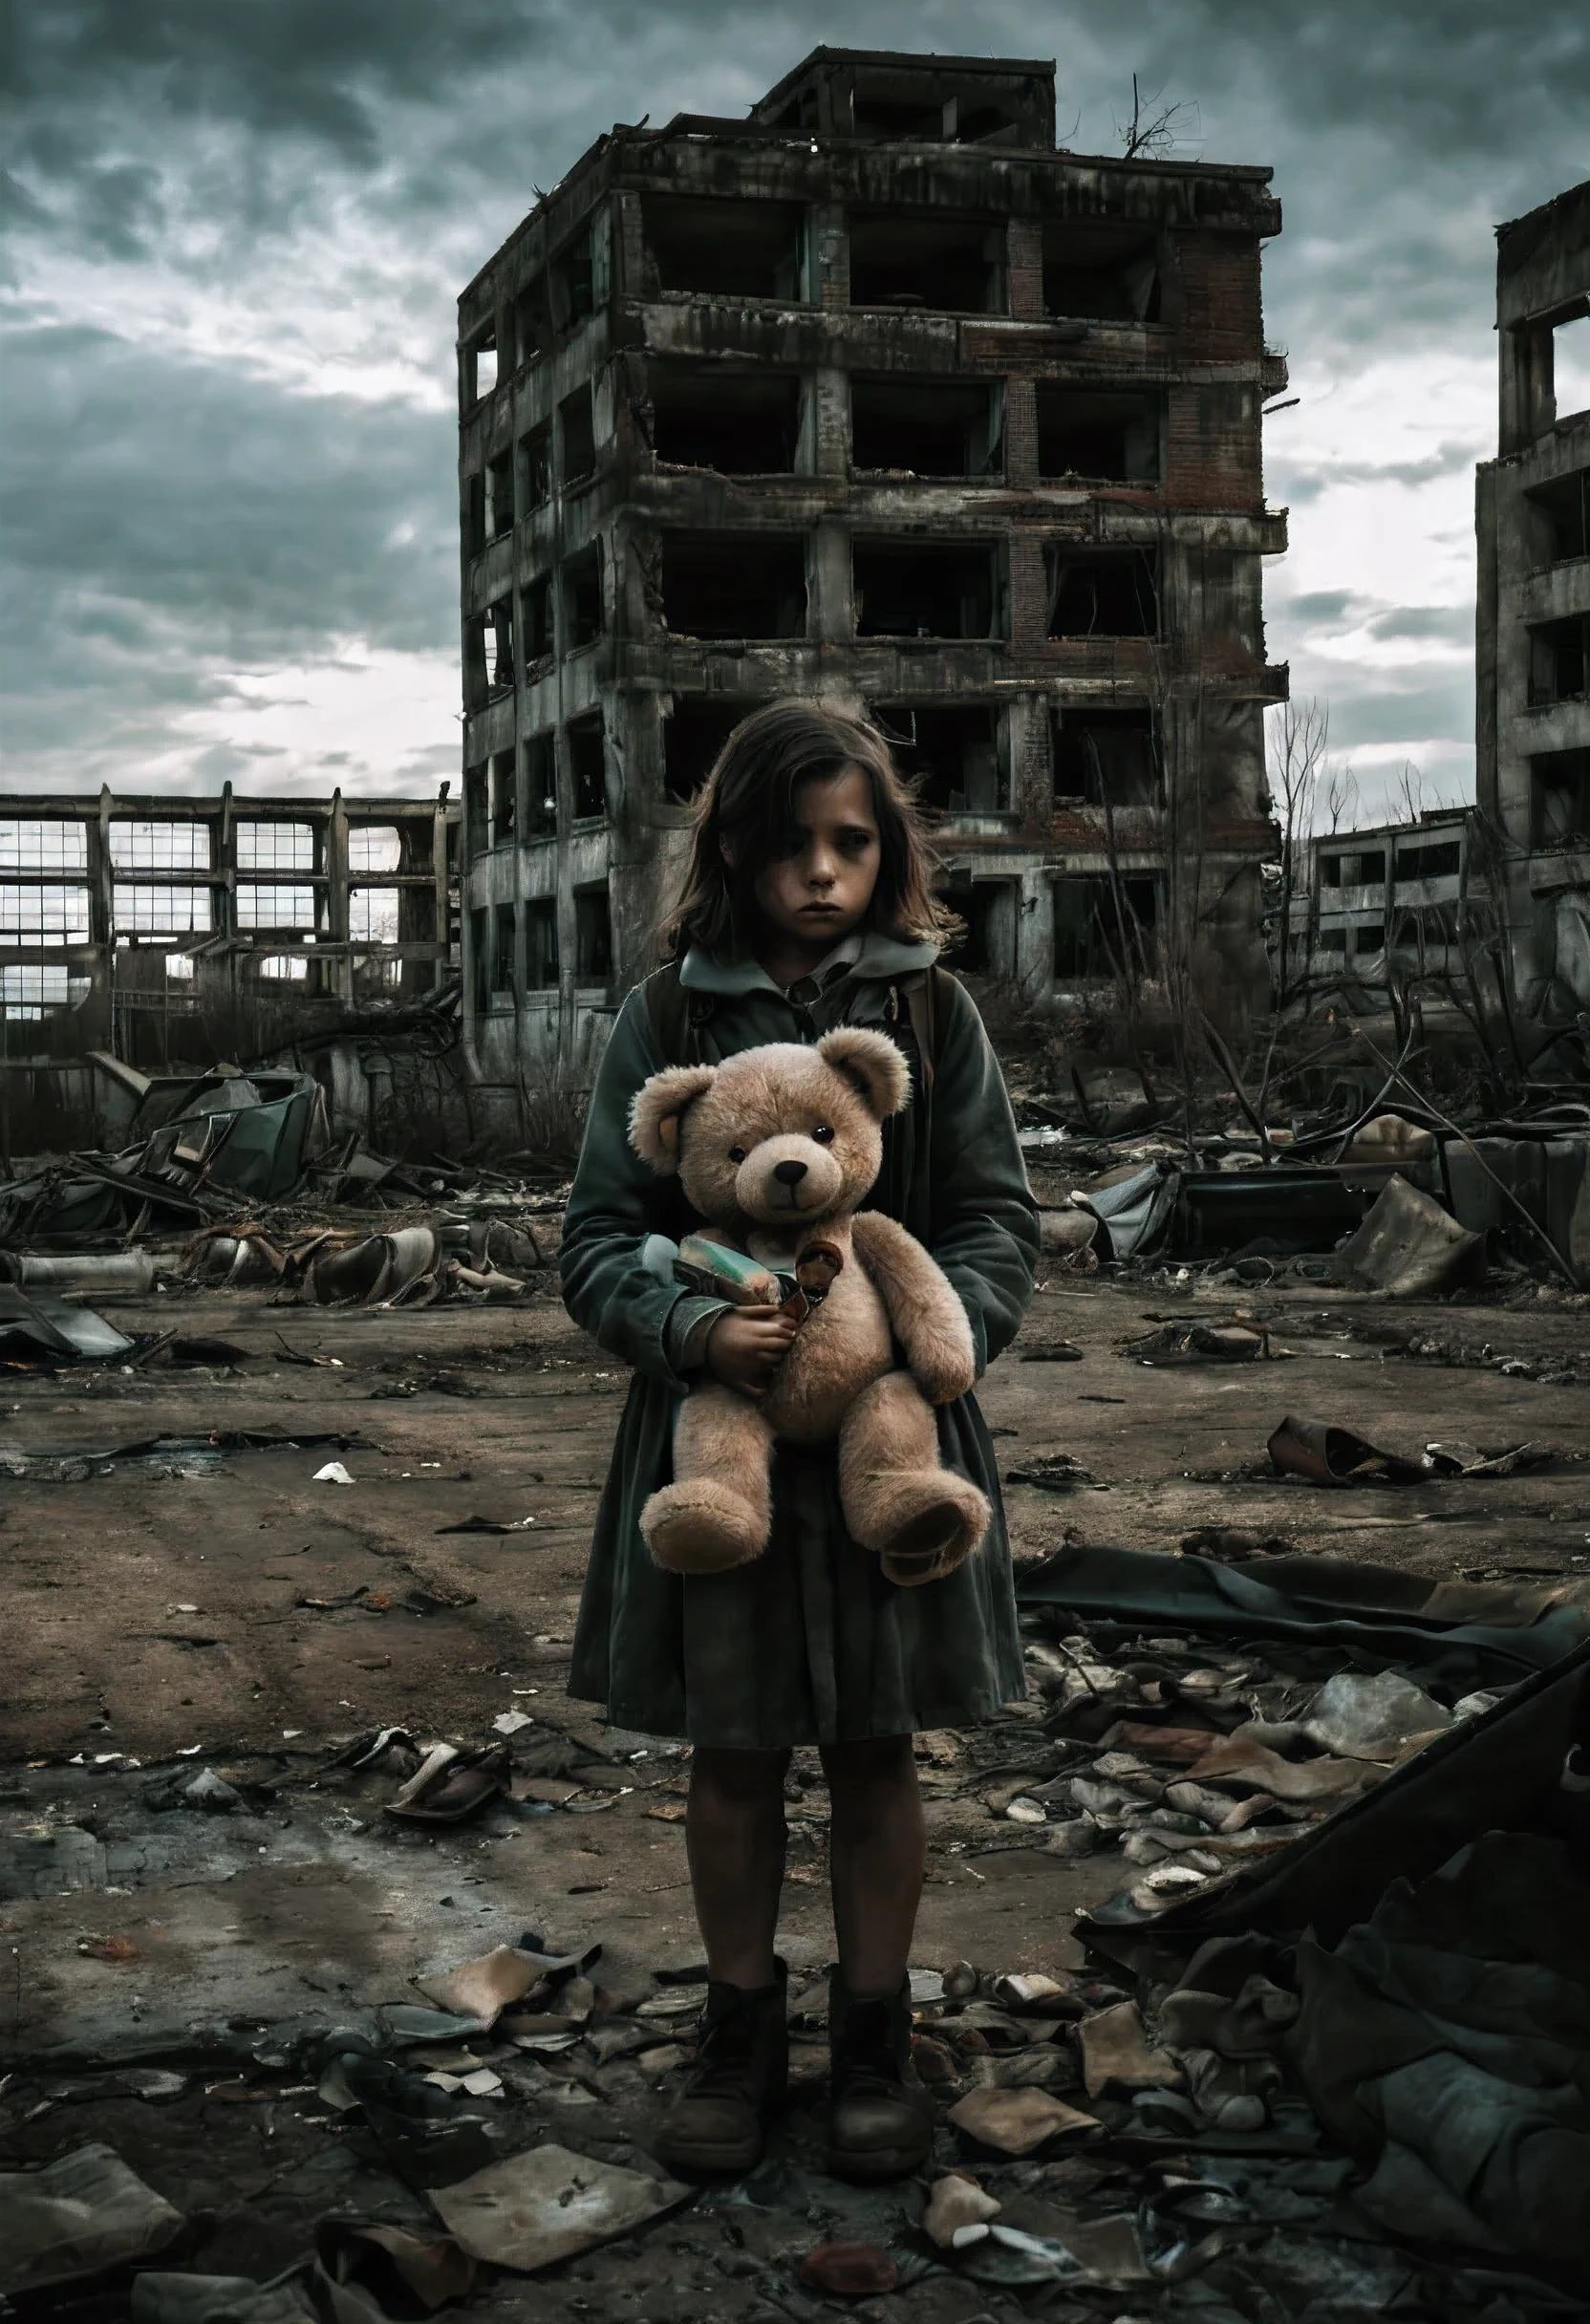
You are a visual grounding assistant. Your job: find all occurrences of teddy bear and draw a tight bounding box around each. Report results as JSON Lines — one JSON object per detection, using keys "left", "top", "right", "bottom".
{"left": 628, "top": 1026, "right": 990, "bottom": 1588}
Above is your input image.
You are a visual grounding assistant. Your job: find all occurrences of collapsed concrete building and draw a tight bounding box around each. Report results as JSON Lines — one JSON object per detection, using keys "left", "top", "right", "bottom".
{"left": 1477, "top": 177, "right": 1590, "bottom": 1022}
{"left": 456, "top": 45, "right": 1290, "bottom": 1098}
{"left": 0, "top": 788, "right": 458, "bottom": 1152}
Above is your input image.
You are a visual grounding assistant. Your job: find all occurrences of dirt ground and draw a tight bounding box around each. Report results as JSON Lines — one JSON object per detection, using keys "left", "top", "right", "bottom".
{"left": 2, "top": 1261, "right": 1588, "bottom": 2311}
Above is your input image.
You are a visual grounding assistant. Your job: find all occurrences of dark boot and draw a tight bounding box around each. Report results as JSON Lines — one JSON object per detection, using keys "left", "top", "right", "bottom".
{"left": 654, "top": 1961, "right": 788, "bottom": 2176}
{"left": 827, "top": 1969, "right": 934, "bottom": 2183}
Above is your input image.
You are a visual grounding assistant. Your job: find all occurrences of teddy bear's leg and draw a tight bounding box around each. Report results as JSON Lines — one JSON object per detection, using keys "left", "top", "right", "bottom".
{"left": 838, "top": 1372, "right": 990, "bottom": 1587}
{"left": 641, "top": 1386, "right": 776, "bottom": 1576}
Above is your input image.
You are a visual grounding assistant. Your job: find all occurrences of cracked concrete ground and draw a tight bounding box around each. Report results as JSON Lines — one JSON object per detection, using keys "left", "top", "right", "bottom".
{"left": 2, "top": 1267, "right": 1587, "bottom": 2312}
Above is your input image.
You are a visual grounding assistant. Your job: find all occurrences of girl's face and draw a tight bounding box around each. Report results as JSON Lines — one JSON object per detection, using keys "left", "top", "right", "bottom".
{"left": 743, "top": 765, "right": 882, "bottom": 955}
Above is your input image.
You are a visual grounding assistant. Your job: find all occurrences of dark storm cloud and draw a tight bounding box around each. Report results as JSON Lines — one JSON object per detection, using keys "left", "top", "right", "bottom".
{"left": 1, "top": 0, "right": 1585, "bottom": 792}
{"left": 0, "top": 322, "right": 457, "bottom": 751}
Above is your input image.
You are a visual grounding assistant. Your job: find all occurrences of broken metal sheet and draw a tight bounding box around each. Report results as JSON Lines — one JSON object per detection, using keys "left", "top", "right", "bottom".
{"left": 0, "top": 1249, "right": 158, "bottom": 1294}
{"left": 1071, "top": 1162, "right": 1173, "bottom": 1260}
{"left": 309, "top": 1225, "right": 440, "bottom": 1307}
{"left": 0, "top": 2140, "right": 184, "bottom": 2293}
{"left": 1266, "top": 1414, "right": 1547, "bottom": 1487}
{"left": 425, "top": 2141, "right": 692, "bottom": 2270}
{"left": 1298, "top": 1670, "right": 1451, "bottom": 1760}
{"left": 1015, "top": 1541, "right": 1590, "bottom": 1686}
{"left": 1332, "top": 1173, "right": 1487, "bottom": 1298}
{"left": 0, "top": 1283, "right": 135, "bottom": 1364}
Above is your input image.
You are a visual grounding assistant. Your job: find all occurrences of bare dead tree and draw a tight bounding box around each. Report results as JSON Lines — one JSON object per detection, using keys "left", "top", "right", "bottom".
{"left": 1269, "top": 697, "right": 1329, "bottom": 1007}
{"left": 1116, "top": 75, "right": 1200, "bottom": 161}
{"left": 1322, "top": 759, "right": 1361, "bottom": 834}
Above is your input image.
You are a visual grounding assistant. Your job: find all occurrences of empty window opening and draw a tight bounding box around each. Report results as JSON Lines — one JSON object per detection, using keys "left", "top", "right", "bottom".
{"left": 851, "top": 381, "right": 1003, "bottom": 479}
{"left": 873, "top": 704, "right": 1005, "bottom": 811}
{"left": 1391, "top": 904, "right": 1459, "bottom": 955}
{"left": 663, "top": 698, "right": 758, "bottom": 803}
{"left": 1051, "top": 707, "right": 1159, "bottom": 806}
{"left": 1316, "top": 926, "right": 1349, "bottom": 956}
{"left": 0, "top": 883, "right": 91, "bottom": 943}
{"left": 851, "top": 89, "right": 947, "bottom": 140}
{"left": 484, "top": 446, "right": 514, "bottom": 540}
{"left": 0, "top": 820, "right": 87, "bottom": 872}
{"left": 483, "top": 597, "right": 515, "bottom": 693}
{"left": 525, "top": 897, "right": 559, "bottom": 990}
{"left": 1042, "top": 224, "right": 1160, "bottom": 323}
{"left": 549, "top": 232, "right": 594, "bottom": 333}
{"left": 463, "top": 326, "right": 497, "bottom": 405}
{"left": 350, "top": 888, "right": 399, "bottom": 944}
{"left": 642, "top": 196, "right": 805, "bottom": 300}
{"left": 520, "top": 423, "right": 552, "bottom": 511}
{"left": 939, "top": 878, "right": 1009, "bottom": 973}
{"left": 1555, "top": 312, "right": 1590, "bottom": 422}
{"left": 1354, "top": 925, "right": 1384, "bottom": 956}
{"left": 524, "top": 575, "right": 554, "bottom": 664}
{"left": 238, "top": 822, "right": 312, "bottom": 872}
{"left": 492, "top": 903, "right": 517, "bottom": 997}
{"left": 114, "top": 883, "right": 212, "bottom": 935}
{"left": 514, "top": 276, "right": 549, "bottom": 368}
{"left": 165, "top": 952, "right": 195, "bottom": 980}
{"left": 237, "top": 885, "right": 314, "bottom": 931}
{"left": 259, "top": 953, "right": 310, "bottom": 982}
{"left": 1320, "top": 849, "right": 1386, "bottom": 890}
{"left": 2, "top": 962, "right": 72, "bottom": 1019}
{"left": 1038, "top": 387, "right": 1161, "bottom": 483}
{"left": 1053, "top": 874, "right": 1161, "bottom": 982}
{"left": 465, "top": 763, "right": 489, "bottom": 861}
{"left": 525, "top": 733, "right": 558, "bottom": 836}
{"left": 470, "top": 906, "right": 489, "bottom": 1013}
{"left": 849, "top": 212, "right": 1003, "bottom": 313}
{"left": 661, "top": 534, "right": 807, "bottom": 640}
{"left": 560, "top": 386, "right": 597, "bottom": 485}
{"left": 1532, "top": 748, "right": 1590, "bottom": 847}
{"left": 568, "top": 714, "right": 607, "bottom": 821}
{"left": 575, "top": 886, "right": 612, "bottom": 983}
{"left": 1527, "top": 468, "right": 1590, "bottom": 565}
{"left": 348, "top": 826, "right": 401, "bottom": 874}
{"left": 854, "top": 542, "right": 999, "bottom": 639}
{"left": 1047, "top": 549, "right": 1158, "bottom": 638}
{"left": 491, "top": 748, "right": 516, "bottom": 845}
{"left": 649, "top": 371, "right": 802, "bottom": 474}
{"left": 1395, "top": 839, "right": 1463, "bottom": 885}
{"left": 563, "top": 545, "right": 603, "bottom": 651}
{"left": 1528, "top": 613, "right": 1589, "bottom": 705}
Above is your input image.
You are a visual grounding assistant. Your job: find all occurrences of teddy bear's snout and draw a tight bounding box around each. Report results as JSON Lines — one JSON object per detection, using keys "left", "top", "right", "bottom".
{"left": 736, "top": 1133, "right": 845, "bottom": 1218}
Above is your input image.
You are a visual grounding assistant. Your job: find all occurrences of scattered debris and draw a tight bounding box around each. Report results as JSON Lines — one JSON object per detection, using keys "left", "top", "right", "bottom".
{"left": 0, "top": 2141, "right": 184, "bottom": 2293}
{"left": 427, "top": 2142, "right": 691, "bottom": 2270}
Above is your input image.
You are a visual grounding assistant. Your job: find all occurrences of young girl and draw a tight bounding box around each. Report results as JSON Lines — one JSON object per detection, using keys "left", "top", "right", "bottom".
{"left": 560, "top": 700, "right": 1038, "bottom": 2183}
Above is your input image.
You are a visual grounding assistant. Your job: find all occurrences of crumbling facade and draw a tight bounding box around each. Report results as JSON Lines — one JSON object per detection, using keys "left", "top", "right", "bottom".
{"left": 0, "top": 787, "right": 458, "bottom": 1150}
{"left": 1279, "top": 808, "right": 1478, "bottom": 1004}
{"left": 1476, "top": 178, "right": 1590, "bottom": 1022}
{"left": 457, "top": 46, "right": 1289, "bottom": 1095}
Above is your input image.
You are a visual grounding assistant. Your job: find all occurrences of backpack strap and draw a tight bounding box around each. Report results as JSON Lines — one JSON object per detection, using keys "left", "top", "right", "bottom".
{"left": 897, "top": 964, "right": 956, "bottom": 1093}
{"left": 643, "top": 959, "right": 715, "bottom": 1065}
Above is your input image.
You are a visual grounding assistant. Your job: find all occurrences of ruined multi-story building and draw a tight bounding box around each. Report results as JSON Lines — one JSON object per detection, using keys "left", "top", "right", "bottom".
{"left": 456, "top": 45, "right": 1289, "bottom": 1094}
{"left": 1476, "top": 178, "right": 1590, "bottom": 1023}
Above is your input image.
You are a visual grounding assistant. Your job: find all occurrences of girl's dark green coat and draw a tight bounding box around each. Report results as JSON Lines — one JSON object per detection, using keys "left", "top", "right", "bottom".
{"left": 561, "top": 938, "right": 1040, "bottom": 1746}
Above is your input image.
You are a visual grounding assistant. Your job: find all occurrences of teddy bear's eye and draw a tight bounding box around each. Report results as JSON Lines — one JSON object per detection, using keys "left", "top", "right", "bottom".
{"left": 728, "top": 1146, "right": 747, "bottom": 1164}
{"left": 812, "top": 1124, "right": 834, "bottom": 1143}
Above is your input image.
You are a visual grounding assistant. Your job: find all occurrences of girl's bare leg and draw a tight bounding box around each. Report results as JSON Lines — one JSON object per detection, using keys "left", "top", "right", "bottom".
{"left": 686, "top": 1745, "right": 791, "bottom": 1987}
{"left": 819, "top": 1734, "right": 925, "bottom": 1993}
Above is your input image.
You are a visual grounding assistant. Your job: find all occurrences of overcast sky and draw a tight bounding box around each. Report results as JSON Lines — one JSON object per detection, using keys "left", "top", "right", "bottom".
{"left": 4, "top": 1, "right": 1587, "bottom": 822}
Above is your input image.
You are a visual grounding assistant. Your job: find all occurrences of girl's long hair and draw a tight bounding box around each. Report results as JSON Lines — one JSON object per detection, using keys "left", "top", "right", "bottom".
{"left": 662, "top": 700, "right": 956, "bottom": 961}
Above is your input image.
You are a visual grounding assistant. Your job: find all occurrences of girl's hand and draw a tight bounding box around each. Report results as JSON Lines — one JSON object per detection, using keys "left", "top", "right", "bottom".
{"left": 706, "top": 1304, "right": 797, "bottom": 1399}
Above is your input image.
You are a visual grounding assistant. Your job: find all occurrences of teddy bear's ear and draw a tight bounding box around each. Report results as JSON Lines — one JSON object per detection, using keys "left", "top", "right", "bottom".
{"left": 629, "top": 1065, "right": 718, "bottom": 1173}
{"left": 815, "top": 1026, "right": 911, "bottom": 1120}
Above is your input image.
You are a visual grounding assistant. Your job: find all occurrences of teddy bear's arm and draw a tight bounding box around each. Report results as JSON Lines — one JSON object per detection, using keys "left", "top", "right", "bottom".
{"left": 849, "top": 1212, "right": 977, "bottom": 1405}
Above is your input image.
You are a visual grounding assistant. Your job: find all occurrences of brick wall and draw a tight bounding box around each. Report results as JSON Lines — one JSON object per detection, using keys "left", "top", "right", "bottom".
{"left": 1174, "top": 233, "right": 1264, "bottom": 364}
